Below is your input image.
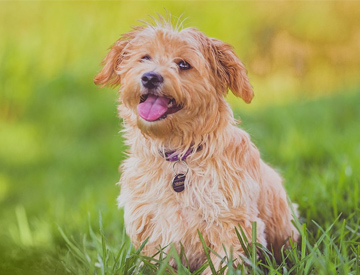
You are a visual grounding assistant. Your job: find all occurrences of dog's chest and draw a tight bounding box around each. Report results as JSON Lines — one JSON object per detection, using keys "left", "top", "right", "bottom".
{"left": 121, "top": 161, "right": 229, "bottom": 225}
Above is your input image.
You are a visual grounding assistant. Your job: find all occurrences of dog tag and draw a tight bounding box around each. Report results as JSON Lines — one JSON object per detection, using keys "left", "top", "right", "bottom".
{"left": 172, "top": 173, "right": 186, "bottom": 192}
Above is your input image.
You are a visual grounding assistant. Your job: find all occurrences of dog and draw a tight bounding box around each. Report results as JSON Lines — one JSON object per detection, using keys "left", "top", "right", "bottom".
{"left": 94, "top": 17, "right": 299, "bottom": 272}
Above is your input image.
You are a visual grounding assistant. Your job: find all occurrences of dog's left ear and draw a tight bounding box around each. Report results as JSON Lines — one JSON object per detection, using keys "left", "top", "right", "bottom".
{"left": 211, "top": 38, "right": 254, "bottom": 103}
{"left": 94, "top": 29, "right": 141, "bottom": 87}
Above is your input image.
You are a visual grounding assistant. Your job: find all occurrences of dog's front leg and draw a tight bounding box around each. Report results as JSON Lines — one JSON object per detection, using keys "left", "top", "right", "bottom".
{"left": 203, "top": 217, "right": 267, "bottom": 274}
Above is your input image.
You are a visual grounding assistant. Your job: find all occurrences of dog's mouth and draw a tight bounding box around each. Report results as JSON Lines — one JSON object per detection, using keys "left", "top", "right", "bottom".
{"left": 137, "top": 94, "right": 182, "bottom": 122}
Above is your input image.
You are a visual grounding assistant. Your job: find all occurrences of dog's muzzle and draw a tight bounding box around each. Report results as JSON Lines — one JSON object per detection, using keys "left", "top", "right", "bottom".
{"left": 137, "top": 72, "right": 182, "bottom": 122}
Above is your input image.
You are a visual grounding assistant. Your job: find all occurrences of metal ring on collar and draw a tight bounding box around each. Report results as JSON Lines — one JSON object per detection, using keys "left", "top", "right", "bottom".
{"left": 172, "top": 160, "right": 189, "bottom": 176}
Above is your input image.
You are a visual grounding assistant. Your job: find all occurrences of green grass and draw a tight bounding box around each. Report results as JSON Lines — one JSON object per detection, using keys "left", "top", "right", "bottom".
{"left": 1, "top": 2, "right": 359, "bottom": 274}
{"left": 1, "top": 91, "right": 359, "bottom": 274}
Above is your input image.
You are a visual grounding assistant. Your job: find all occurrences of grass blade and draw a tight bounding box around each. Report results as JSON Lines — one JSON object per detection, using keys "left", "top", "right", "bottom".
{"left": 198, "top": 230, "right": 217, "bottom": 274}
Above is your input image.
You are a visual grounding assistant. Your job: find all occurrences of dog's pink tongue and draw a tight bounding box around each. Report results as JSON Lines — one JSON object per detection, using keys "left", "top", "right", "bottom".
{"left": 137, "top": 94, "right": 169, "bottom": 121}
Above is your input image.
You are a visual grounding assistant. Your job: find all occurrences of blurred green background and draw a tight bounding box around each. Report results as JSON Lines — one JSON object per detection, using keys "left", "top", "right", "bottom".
{"left": 1, "top": 1, "right": 359, "bottom": 274}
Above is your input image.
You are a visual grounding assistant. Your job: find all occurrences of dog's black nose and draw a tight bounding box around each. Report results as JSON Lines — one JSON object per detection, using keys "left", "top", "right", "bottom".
{"left": 141, "top": 72, "right": 163, "bottom": 89}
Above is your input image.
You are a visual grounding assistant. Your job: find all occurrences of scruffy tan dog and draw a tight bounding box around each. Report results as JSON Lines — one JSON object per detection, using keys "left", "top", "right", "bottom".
{"left": 95, "top": 18, "right": 299, "bottom": 271}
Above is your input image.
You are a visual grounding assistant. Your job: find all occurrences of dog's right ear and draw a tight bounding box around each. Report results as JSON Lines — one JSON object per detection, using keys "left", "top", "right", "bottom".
{"left": 210, "top": 38, "right": 254, "bottom": 104}
{"left": 94, "top": 29, "right": 140, "bottom": 87}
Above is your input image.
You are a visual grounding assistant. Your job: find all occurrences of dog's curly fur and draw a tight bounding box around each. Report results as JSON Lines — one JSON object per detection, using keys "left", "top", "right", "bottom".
{"left": 95, "top": 18, "right": 299, "bottom": 272}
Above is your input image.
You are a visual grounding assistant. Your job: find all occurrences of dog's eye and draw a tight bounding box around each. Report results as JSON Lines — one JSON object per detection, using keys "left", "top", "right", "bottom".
{"left": 141, "top": 55, "right": 151, "bottom": 62}
{"left": 177, "top": 60, "right": 191, "bottom": 70}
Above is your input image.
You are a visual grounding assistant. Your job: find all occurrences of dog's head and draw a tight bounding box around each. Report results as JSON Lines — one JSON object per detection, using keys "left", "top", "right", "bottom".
{"left": 95, "top": 20, "right": 253, "bottom": 147}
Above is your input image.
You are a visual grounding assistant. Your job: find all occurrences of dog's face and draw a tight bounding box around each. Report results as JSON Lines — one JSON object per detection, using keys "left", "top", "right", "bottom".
{"left": 95, "top": 22, "right": 253, "bottom": 147}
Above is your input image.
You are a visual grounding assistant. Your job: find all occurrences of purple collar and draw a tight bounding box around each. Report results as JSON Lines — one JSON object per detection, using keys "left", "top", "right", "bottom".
{"left": 159, "top": 146, "right": 202, "bottom": 162}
